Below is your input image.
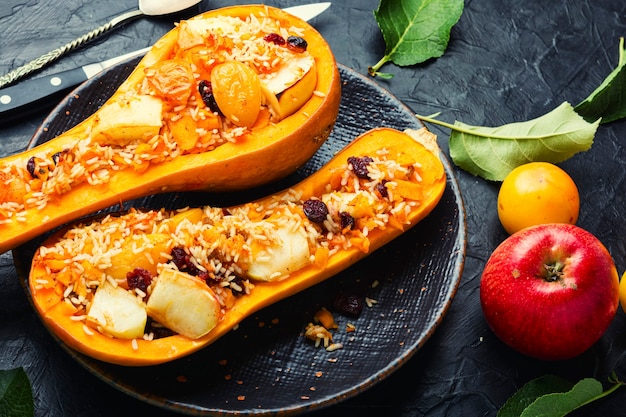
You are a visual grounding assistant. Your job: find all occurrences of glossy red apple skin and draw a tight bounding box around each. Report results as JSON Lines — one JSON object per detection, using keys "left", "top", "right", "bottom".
{"left": 480, "top": 223, "right": 619, "bottom": 361}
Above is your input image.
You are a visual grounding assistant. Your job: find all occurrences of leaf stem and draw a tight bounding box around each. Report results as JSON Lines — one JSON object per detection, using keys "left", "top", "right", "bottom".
{"left": 368, "top": 56, "right": 388, "bottom": 75}
{"left": 603, "top": 372, "right": 626, "bottom": 397}
{"left": 368, "top": 55, "right": 395, "bottom": 78}
{"left": 416, "top": 113, "right": 459, "bottom": 131}
{"left": 416, "top": 113, "right": 497, "bottom": 137}
{"left": 416, "top": 108, "right": 597, "bottom": 141}
{"left": 580, "top": 372, "right": 626, "bottom": 409}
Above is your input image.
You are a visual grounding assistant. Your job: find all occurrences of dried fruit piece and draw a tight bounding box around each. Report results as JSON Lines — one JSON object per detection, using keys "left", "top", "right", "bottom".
{"left": 170, "top": 246, "right": 208, "bottom": 279}
{"left": 145, "top": 59, "right": 196, "bottom": 107}
{"left": 376, "top": 180, "right": 389, "bottom": 198}
{"left": 211, "top": 61, "right": 262, "bottom": 127}
{"left": 287, "top": 36, "right": 308, "bottom": 53}
{"left": 339, "top": 212, "right": 355, "bottom": 231}
{"left": 348, "top": 156, "right": 374, "bottom": 179}
{"left": 333, "top": 293, "right": 364, "bottom": 317}
{"left": 127, "top": 268, "right": 153, "bottom": 294}
{"left": 198, "top": 80, "right": 222, "bottom": 114}
{"left": 303, "top": 199, "right": 329, "bottom": 223}
{"left": 26, "top": 156, "right": 51, "bottom": 180}
{"left": 263, "top": 33, "right": 285, "bottom": 45}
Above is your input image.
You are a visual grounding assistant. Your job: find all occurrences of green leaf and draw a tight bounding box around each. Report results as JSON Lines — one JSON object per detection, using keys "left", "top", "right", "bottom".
{"left": 518, "top": 378, "right": 603, "bottom": 417}
{"left": 0, "top": 368, "right": 34, "bottom": 417}
{"left": 497, "top": 375, "right": 574, "bottom": 417}
{"left": 498, "top": 373, "right": 626, "bottom": 417}
{"left": 417, "top": 102, "right": 599, "bottom": 181}
{"left": 369, "top": 0, "right": 464, "bottom": 77}
{"left": 575, "top": 37, "right": 626, "bottom": 124}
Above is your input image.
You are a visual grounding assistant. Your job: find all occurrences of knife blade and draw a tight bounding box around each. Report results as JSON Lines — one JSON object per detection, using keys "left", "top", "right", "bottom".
{"left": 0, "top": 48, "right": 151, "bottom": 124}
{"left": 0, "top": 2, "right": 331, "bottom": 124}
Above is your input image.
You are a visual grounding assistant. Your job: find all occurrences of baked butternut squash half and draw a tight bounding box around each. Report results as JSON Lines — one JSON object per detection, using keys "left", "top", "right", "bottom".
{"left": 28, "top": 127, "right": 446, "bottom": 366}
{"left": 0, "top": 5, "right": 341, "bottom": 253}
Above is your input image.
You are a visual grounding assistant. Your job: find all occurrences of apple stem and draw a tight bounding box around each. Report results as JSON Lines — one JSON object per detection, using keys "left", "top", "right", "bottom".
{"left": 540, "top": 261, "right": 565, "bottom": 282}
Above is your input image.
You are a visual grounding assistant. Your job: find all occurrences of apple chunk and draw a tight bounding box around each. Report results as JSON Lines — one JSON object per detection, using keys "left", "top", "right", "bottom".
{"left": 261, "top": 55, "right": 315, "bottom": 96}
{"left": 247, "top": 226, "right": 311, "bottom": 281}
{"left": 277, "top": 60, "right": 317, "bottom": 118}
{"left": 86, "top": 282, "right": 147, "bottom": 339}
{"left": 91, "top": 94, "right": 163, "bottom": 146}
{"left": 146, "top": 268, "right": 220, "bottom": 339}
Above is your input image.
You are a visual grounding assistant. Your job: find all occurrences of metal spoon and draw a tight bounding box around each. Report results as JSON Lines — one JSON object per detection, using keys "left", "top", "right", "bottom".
{"left": 0, "top": 0, "right": 201, "bottom": 89}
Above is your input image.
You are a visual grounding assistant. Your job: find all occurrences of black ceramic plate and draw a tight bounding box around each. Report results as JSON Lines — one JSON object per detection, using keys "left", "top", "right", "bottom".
{"left": 14, "top": 59, "right": 466, "bottom": 416}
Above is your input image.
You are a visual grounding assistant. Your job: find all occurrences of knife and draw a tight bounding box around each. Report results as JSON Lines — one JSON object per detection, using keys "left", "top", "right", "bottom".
{"left": 0, "top": 2, "right": 331, "bottom": 124}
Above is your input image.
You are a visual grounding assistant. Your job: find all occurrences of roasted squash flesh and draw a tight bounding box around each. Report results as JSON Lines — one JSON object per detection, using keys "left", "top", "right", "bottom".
{"left": 28, "top": 127, "right": 447, "bottom": 366}
{"left": 0, "top": 5, "right": 340, "bottom": 253}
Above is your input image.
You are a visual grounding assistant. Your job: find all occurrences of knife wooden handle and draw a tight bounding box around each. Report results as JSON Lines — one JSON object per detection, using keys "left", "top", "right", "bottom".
{"left": 0, "top": 67, "right": 88, "bottom": 123}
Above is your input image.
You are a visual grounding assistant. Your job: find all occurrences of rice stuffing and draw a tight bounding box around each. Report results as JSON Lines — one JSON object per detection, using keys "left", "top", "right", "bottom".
{"left": 0, "top": 10, "right": 316, "bottom": 221}
{"left": 30, "top": 150, "right": 428, "bottom": 344}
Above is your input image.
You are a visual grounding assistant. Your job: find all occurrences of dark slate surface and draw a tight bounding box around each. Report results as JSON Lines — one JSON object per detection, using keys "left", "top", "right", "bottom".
{"left": 2, "top": 0, "right": 626, "bottom": 416}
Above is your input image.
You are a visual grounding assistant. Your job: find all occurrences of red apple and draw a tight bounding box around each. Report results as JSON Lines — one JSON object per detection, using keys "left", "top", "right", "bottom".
{"left": 480, "top": 223, "right": 619, "bottom": 360}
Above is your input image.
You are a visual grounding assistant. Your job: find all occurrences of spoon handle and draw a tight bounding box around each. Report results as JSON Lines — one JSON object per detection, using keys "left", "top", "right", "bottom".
{"left": 0, "top": 9, "right": 144, "bottom": 90}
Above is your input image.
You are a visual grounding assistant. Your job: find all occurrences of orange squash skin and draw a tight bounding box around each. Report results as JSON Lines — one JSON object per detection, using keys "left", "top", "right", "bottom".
{"left": 28, "top": 127, "right": 447, "bottom": 366}
{"left": 0, "top": 5, "right": 340, "bottom": 254}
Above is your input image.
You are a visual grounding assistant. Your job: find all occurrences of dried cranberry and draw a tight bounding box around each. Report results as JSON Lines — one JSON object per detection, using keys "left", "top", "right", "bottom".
{"left": 146, "top": 318, "right": 176, "bottom": 339}
{"left": 170, "top": 246, "right": 190, "bottom": 270}
{"left": 228, "top": 275, "right": 247, "bottom": 296}
{"left": 26, "top": 157, "right": 38, "bottom": 178}
{"left": 339, "top": 212, "right": 355, "bottom": 231}
{"left": 286, "top": 36, "right": 307, "bottom": 52}
{"left": 26, "top": 156, "right": 49, "bottom": 179}
{"left": 347, "top": 156, "right": 374, "bottom": 179}
{"left": 303, "top": 199, "right": 329, "bottom": 224}
{"left": 195, "top": 269, "right": 210, "bottom": 281}
{"left": 127, "top": 268, "right": 153, "bottom": 293}
{"left": 376, "top": 179, "right": 389, "bottom": 198}
{"left": 170, "top": 246, "right": 207, "bottom": 278}
{"left": 52, "top": 149, "right": 69, "bottom": 165}
{"left": 170, "top": 247, "right": 196, "bottom": 273}
{"left": 198, "top": 80, "right": 222, "bottom": 114}
{"left": 333, "top": 293, "right": 364, "bottom": 317}
{"left": 202, "top": 263, "right": 245, "bottom": 295}
{"left": 263, "top": 33, "right": 286, "bottom": 45}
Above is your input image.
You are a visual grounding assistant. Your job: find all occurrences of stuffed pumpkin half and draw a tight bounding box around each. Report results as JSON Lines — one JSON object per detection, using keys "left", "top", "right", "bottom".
{"left": 0, "top": 5, "right": 340, "bottom": 253}
{"left": 28, "top": 127, "right": 447, "bottom": 366}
